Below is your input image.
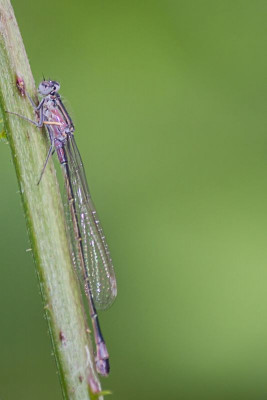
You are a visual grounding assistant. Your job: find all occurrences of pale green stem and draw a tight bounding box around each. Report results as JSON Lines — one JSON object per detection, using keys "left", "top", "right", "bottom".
{"left": 0, "top": 1, "right": 103, "bottom": 398}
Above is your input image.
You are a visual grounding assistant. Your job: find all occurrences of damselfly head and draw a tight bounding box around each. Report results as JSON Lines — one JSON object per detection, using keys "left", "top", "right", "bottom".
{"left": 38, "top": 80, "right": 60, "bottom": 96}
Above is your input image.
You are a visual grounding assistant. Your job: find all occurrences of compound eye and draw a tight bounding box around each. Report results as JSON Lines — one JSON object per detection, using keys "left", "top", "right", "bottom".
{"left": 53, "top": 82, "right": 60, "bottom": 92}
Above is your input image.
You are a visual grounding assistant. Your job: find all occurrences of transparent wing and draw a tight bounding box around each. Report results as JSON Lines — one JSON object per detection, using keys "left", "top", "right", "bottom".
{"left": 64, "top": 133, "right": 117, "bottom": 310}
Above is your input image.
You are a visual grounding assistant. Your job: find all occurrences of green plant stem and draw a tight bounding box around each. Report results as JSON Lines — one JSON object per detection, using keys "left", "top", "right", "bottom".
{"left": 0, "top": 1, "right": 103, "bottom": 398}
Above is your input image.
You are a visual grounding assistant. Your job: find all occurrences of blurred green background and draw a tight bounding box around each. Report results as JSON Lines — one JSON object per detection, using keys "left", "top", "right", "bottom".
{"left": 0, "top": 0, "right": 266, "bottom": 399}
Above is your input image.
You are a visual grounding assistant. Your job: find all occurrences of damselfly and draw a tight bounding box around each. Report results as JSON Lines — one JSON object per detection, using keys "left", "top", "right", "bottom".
{"left": 8, "top": 80, "right": 117, "bottom": 376}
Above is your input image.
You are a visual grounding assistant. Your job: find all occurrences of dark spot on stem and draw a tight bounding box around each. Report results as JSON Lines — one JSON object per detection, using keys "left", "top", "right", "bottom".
{"left": 16, "top": 75, "right": 26, "bottom": 97}
{"left": 59, "top": 330, "right": 67, "bottom": 345}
